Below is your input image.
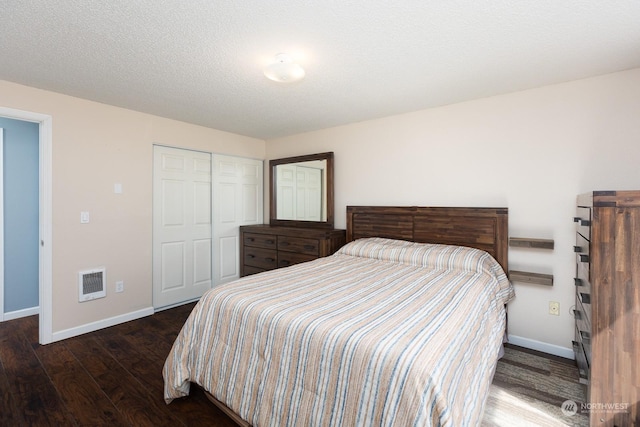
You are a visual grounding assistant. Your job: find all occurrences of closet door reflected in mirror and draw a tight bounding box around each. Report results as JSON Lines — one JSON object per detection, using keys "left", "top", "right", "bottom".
{"left": 270, "top": 152, "right": 334, "bottom": 229}
{"left": 276, "top": 161, "right": 325, "bottom": 222}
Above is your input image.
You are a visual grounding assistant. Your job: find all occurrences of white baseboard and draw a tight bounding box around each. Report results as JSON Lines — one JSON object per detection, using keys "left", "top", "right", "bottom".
{"left": 3, "top": 306, "right": 40, "bottom": 321}
{"left": 51, "top": 306, "right": 154, "bottom": 343}
{"left": 508, "top": 334, "right": 575, "bottom": 360}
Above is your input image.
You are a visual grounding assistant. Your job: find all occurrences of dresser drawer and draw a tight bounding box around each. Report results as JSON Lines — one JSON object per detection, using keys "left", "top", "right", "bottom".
{"left": 277, "top": 236, "right": 320, "bottom": 256}
{"left": 239, "top": 225, "right": 346, "bottom": 278}
{"left": 573, "top": 299, "right": 590, "bottom": 328}
{"left": 576, "top": 290, "right": 591, "bottom": 324}
{"left": 573, "top": 275, "right": 591, "bottom": 300}
{"left": 574, "top": 235, "right": 591, "bottom": 297}
{"left": 573, "top": 232, "right": 590, "bottom": 262}
{"left": 574, "top": 206, "right": 591, "bottom": 241}
{"left": 243, "top": 247, "right": 277, "bottom": 270}
{"left": 278, "top": 252, "right": 317, "bottom": 268}
{"left": 243, "top": 233, "right": 277, "bottom": 249}
{"left": 575, "top": 233, "right": 590, "bottom": 282}
{"left": 242, "top": 265, "right": 267, "bottom": 276}
{"left": 572, "top": 337, "right": 590, "bottom": 385}
{"left": 577, "top": 327, "right": 591, "bottom": 367}
{"left": 576, "top": 260, "right": 591, "bottom": 286}
{"left": 575, "top": 290, "right": 591, "bottom": 329}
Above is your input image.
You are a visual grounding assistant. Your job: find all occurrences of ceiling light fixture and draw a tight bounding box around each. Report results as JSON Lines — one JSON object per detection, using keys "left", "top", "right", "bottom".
{"left": 263, "top": 53, "right": 305, "bottom": 83}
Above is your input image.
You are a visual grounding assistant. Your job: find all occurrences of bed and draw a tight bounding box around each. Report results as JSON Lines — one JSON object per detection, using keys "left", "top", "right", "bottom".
{"left": 163, "top": 206, "right": 514, "bottom": 426}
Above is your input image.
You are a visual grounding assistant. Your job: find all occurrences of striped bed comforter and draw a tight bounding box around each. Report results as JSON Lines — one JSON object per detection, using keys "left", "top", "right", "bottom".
{"left": 163, "top": 238, "right": 514, "bottom": 426}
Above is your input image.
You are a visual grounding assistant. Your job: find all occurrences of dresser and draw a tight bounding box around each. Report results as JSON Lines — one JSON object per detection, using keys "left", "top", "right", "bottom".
{"left": 239, "top": 225, "right": 346, "bottom": 277}
{"left": 573, "top": 191, "right": 640, "bottom": 426}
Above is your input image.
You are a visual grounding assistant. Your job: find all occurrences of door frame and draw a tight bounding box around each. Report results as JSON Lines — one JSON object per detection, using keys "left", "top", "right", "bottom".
{"left": 0, "top": 106, "right": 53, "bottom": 344}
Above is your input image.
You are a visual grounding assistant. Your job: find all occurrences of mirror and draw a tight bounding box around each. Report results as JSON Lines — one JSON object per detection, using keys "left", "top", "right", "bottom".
{"left": 270, "top": 152, "right": 334, "bottom": 228}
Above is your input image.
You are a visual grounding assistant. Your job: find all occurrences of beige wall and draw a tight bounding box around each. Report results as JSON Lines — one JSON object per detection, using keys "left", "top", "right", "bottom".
{"left": 265, "top": 68, "right": 640, "bottom": 354}
{"left": 0, "top": 80, "right": 265, "bottom": 333}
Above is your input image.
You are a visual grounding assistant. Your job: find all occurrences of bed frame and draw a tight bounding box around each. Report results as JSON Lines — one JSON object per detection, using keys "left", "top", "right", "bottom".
{"left": 346, "top": 206, "right": 509, "bottom": 272}
{"left": 205, "top": 205, "right": 509, "bottom": 425}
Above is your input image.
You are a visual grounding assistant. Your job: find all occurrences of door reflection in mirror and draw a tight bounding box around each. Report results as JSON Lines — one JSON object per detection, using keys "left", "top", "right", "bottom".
{"left": 276, "top": 160, "right": 326, "bottom": 221}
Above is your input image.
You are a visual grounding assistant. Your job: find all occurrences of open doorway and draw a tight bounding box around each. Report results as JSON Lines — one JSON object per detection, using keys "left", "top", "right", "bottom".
{"left": 0, "top": 119, "right": 39, "bottom": 321}
{"left": 0, "top": 106, "right": 53, "bottom": 344}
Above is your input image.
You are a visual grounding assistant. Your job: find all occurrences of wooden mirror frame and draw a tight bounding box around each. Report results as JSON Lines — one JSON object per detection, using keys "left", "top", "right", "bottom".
{"left": 269, "top": 152, "right": 334, "bottom": 229}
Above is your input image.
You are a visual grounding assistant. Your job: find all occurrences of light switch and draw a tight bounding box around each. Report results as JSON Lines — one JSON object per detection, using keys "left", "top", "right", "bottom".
{"left": 114, "top": 183, "right": 122, "bottom": 194}
{"left": 80, "top": 211, "right": 90, "bottom": 224}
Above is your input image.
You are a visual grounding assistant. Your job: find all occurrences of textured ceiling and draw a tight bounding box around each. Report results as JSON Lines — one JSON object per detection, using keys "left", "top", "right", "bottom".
{"left": 2, "top": 1, "right": 640, "bottom": 139}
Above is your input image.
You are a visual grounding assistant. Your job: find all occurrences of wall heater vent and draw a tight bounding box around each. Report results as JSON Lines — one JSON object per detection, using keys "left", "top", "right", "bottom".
{"left": 78, "top": 268, "right": 106, "bottom": 302}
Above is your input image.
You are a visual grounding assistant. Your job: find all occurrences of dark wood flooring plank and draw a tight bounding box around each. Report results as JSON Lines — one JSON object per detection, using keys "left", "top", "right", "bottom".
{"left": 93, "top": 332, "right": 165, "bottom": 392}
{"left": 93, "top": 308, "right": 233, "bottom": 426}
{"left": 34, "top": 341, "right": 129, "bottom": 427}
{"left": 114, "top": 322, "right": 176, "bottom": 359}
{"left": 549, "top": 358, "right": 583, "bottom": 382}
{"left": 12, "top": 314, "right": 40, "bottom": 349}
{"left": 124, "top": 305, "right": 194, "bottom": 349}
{"left": 0, "top": 322, "right": 23, "bottom": 427}
{"left": 0, "top": 320, "right": 76, "bottom": 426}
{"left": 92, "top": 318, "right": 177, "bottom": 374}
{"left": 169, "top": 386, "right": 240, "bottom": 427}
{"left": 0, "top": 366, "right": 22, "bottom": 427}
{"left": 157, "top": 302, "right": 197, "bottom": 323}
{"left": 65, "top": 335, "right": 185, "bottom": 427}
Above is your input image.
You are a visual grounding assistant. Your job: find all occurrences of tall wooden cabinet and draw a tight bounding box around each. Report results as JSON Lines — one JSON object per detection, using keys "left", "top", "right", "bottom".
{"left": 573, "top": 191, "right": 640, "bottom": 426}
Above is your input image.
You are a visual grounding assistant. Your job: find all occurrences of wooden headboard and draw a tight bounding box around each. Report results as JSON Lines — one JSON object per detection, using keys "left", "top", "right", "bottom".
{"left": 346, "top": 206, "right": 508, "bottom": 271}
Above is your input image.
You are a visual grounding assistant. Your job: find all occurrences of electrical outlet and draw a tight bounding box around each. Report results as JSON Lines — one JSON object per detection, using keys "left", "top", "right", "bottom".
{"left": 115, "top": 281, "right": 124, "bottom": 293}
{"left": 549, "top": 301, "right": 560, "bottom": 316}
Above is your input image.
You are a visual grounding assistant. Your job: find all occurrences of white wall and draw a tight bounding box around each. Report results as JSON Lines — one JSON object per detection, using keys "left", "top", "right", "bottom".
{"left": 265, "top": 68, "right": 640, "bottom": 356}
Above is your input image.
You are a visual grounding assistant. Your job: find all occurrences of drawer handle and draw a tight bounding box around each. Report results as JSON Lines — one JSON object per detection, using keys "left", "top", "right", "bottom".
{"left": 280, "top": 260, "right": 290, "bottom": 265}
{"left": 266, "top": 239, "right": 275, "bottom": 244}
{"left": 573, "top": 309, "right": 582, "bottom": 320}
{"left": 265, "top": 257, "right": 275, "bottom": 262}
{"left": 580, "top": 330, "right": 591, "bottom": 341}
{"left": 304, "top": 245, "right": 316, "bottom": 250}
{"left": 573, "top": 246, "right": 582, "bottom": 253}
{"left": 579, "top": 254, "right": 589, "bottom": 263}
{"left": 280, "top": 241, "right": 290, "bottom": 246}
{"left": 247, "top": 237, "right": 255, "bottom": 242}
{"left": 574, "top": 278, "right": 583, "bottom": 286}
{"left": 574, "top": 217, "right": 591, "bottom": 226}
{"left": 580, "top": 292, "right": 591, "bottom": 304}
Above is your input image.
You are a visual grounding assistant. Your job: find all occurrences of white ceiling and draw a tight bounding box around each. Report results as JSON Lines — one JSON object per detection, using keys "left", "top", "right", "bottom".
{"left": 2, "top": 1, "right": 640, "bottom": 140}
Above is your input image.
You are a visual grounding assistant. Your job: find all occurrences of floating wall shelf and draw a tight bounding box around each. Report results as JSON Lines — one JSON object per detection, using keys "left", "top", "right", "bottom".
{"left": 509, "top": 237, "right": 555, "bottom": 250}
{"left": 508, "top": 237, "right": 555, "bottom": 286}
{"left": 508, "top": 270, "right": 554, "bottom": 287}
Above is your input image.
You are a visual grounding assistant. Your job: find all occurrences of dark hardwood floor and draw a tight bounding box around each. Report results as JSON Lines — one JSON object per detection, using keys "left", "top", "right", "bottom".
{"left": 0, "top": 303, "right": 236, "bottom": 426}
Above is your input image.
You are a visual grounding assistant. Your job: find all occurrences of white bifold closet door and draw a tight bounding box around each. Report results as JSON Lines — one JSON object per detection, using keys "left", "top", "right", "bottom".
{"left": 153, "top": 146, "right": 212, "bottom": 309}
{"left": 152, "top": 146, "right": 262, "bottom": 309}
{"left": 212, "top": 154, "right": 262, "bottom": 286}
